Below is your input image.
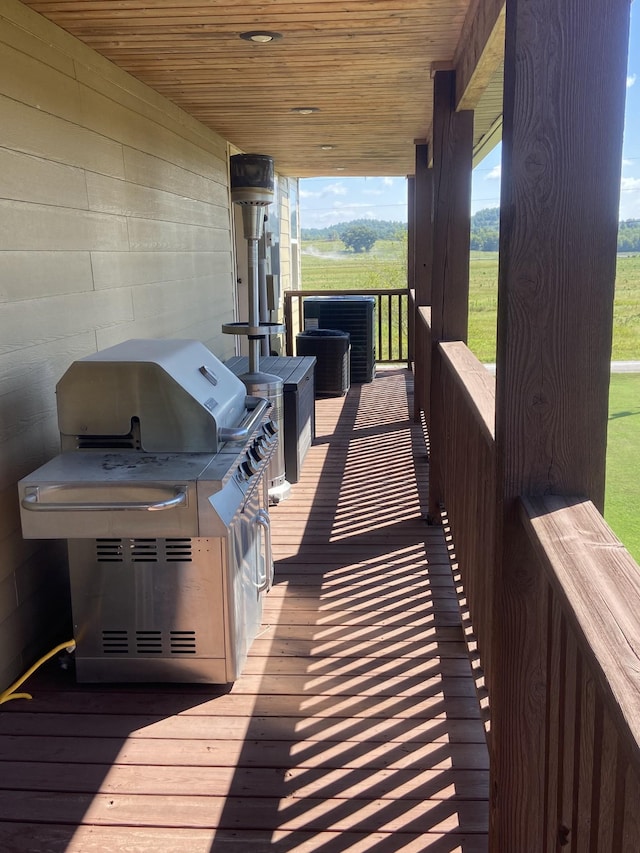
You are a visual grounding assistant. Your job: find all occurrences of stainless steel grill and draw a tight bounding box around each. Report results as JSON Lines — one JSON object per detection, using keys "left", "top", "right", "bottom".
{"left": 18, "top": 339, "right": 278, "bottom": 684}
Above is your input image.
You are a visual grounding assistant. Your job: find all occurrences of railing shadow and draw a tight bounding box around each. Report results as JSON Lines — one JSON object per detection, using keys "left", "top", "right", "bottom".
{"left": 209, "top": 367, "right": 489, "bottom": 852}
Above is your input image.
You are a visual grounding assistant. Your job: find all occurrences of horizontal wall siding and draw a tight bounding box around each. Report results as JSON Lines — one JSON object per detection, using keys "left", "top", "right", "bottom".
{"left": 0, "top": 0, "right": 236, "bottom": 688}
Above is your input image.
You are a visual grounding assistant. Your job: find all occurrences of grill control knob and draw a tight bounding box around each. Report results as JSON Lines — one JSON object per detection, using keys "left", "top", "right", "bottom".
{"left": 242, "top": 457, "right": 258, "bottom": 477}
{"left": 264, "top": 420, "right": 278, "bottom": 436}
{"left": 252, "top": 442, "right": 267, "bottom": 461}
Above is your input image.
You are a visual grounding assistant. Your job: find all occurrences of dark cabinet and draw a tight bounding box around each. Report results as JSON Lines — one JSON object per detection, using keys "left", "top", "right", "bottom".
{"left": 226, "top": 356, "right": 315, "bottom": 484}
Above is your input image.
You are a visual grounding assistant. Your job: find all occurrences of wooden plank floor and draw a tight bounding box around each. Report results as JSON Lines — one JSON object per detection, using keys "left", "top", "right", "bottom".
{"left": 0, "top": 367, "right": 489, "bottom": 852}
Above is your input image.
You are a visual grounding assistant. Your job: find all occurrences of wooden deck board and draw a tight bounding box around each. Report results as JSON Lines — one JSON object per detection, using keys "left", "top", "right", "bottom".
{"left": 0, "top": 367, "right": 488, "bottom": 851}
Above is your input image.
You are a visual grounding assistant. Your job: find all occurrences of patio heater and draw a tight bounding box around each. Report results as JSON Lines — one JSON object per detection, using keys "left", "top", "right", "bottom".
{"left": 223, "top": 153, "right": 290, "bottom": 503}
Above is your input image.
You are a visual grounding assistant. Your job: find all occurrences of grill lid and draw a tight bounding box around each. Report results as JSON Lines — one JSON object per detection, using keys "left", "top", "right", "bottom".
{"left": 57, "top": 339, "right": 249, "bottom": 453}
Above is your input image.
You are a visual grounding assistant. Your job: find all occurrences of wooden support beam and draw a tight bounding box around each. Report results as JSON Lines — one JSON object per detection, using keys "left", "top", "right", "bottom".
{"left": 414, "top": 144, "right": 433, "bottom": 308}
{"left": 427, "top": 70, "right": 473, "bottom": 519}
{"left": 407, "top": 175, "right": 416, "bottom": 375}
{"left": 429, "top": 71, "right": 473, "bottom": 345}
{"left": 413, "top": 146, "right": 433, "bottom": 421}
{"left": 491, "top": 0, "right": 631, "bottom": 847}
{"left": 454, "top": 0, "right": 505, "bottom": 110}
{"left": 407, "top": 175, "right": 416, "bottom": 296}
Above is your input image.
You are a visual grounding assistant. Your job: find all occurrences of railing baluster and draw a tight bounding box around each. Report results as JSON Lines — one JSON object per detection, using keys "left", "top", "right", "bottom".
{"left": 283, "top": 288, "right": 409, "bottom": 362}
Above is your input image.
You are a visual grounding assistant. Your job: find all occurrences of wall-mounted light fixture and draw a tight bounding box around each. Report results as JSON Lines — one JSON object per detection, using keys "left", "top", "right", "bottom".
{"left": 291, "top": 107, "right": 320, "bottom": 115}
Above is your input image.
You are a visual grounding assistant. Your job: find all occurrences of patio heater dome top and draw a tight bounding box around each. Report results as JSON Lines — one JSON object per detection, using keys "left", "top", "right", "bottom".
{"left": 230, "top": 153, "right": 274, "bottom": 207}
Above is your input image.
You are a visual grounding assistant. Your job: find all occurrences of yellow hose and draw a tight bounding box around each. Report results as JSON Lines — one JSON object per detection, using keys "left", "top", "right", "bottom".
{"left": 0, "top": 639, "right": 76, "bottom": 706}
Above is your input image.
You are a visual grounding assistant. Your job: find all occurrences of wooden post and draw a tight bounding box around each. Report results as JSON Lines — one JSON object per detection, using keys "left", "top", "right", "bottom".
{"left": 407, "top": 175, "right": 416, "bottom": 372}
{"left": 413, "top": 145, "right": 434, "bottom": 421}
{"left": 407, "top": 175, "right": 416, "bottom": 297}
{"left": 414, "top": 144, "right": 432, "bottom": 307}
{"left": 427, "top": 70, "right": 473, "bottom": 519}
{"left": 491, "top": 0, "right": 631, "bottom": 847}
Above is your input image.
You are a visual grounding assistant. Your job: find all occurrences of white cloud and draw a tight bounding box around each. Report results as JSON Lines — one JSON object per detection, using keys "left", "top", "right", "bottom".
{"left": 486, "top": 164, "right": 502, "bottom": 181}
{"left": 627, "top": 74, "right": 637, "bottom": 88}
{"left": 621, "top": 176, "right": 640, "bottom": 192}
{"left": 300, "top": 182, "right": 347, "bottom": 201}
{"left": 323, "top": 183, "right": 348, "bottom": 196}
{"left": 383, "top": 177, "right": 394, "bottom": 187}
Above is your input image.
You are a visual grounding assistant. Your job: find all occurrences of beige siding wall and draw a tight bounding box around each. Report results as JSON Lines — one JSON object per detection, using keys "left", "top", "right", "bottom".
{"left": 279, "top": 177, "right": 293, "bottom": 295}
{"left": 0, "top": 0, "right": 238, "bottom": 689}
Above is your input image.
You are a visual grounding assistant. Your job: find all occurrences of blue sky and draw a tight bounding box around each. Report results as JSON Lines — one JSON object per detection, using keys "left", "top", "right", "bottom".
{"left": 300, "top": 8, "right": 640, "bottom": 229}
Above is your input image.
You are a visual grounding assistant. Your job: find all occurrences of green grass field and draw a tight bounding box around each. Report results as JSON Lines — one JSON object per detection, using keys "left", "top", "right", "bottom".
{"left": 301, "top": 241, "right": 640, "bottom": 561}
{"left": 301, "top": 242, "right": 640, "bottom": 362}
{"left": 606, "top": 374, "right": 640, "bottom": 563}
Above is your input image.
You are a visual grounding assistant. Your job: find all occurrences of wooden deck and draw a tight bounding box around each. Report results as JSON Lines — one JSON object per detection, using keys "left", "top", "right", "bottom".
{"left": 0, "top": 367, "right": 489, "bottom": 852}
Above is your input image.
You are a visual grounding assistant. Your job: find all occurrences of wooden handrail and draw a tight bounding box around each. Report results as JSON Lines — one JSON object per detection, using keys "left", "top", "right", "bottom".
{"left": 521, "top": 495, "right": 640, "bottom": 769}
{"left": 439, "top": 341, "right": 495, "bottom": 445}
{"left": 413, "top": 295, "right": 640, "bottom": 850}
{"left": 515, "top": 495, "right": 640, "bottom": 848}
{"left": 429, "top": 338, "right": 497, "bottom": 691}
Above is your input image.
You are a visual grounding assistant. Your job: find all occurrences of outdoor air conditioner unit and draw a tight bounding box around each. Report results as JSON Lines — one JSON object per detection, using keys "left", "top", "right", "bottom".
{"left": 303, "top": 295, "right": 376, "bottom": 383}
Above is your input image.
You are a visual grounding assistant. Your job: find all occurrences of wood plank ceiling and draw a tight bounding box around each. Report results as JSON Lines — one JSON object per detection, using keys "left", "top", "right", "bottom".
{"left": 22, "top": 0, "right": 499, "bottom": 177}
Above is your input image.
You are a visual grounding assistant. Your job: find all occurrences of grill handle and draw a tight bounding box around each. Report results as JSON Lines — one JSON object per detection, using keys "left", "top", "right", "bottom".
{"left": 255, "top": 509, "right": 273, "bottom": 593}
{"left": 21, "top": 487, "right": 188, "bottom": 513}
{"left": 218, "top": 396, "right": 271, "bottom": 443}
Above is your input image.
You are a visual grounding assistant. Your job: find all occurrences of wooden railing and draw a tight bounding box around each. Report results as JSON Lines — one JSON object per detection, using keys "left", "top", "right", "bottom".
{"left": 519, "top": 496, "right": 640, "bottom": 850}
{"left": 438, "top": 341, "right": 497, "bottom": 694}
{"left": 413, "top": 309, "right": 640, "bottom": 850}
{"left": 283, "top": 288, "right": 410, "bottom": 363}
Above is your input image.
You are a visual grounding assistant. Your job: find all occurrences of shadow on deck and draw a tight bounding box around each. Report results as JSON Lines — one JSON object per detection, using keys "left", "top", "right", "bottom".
{"left": 0, "top": 367, "right": 488, "bottom": 852}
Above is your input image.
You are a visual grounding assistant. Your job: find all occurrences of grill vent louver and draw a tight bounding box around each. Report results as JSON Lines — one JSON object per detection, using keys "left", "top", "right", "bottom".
{"left": 166, "top": 539, "right": 193, "bottom": 561}
{"left": 170, "top": 631, "right": 197, "bottom": 654}
{"left": 96, "top": 540, "right": 124, "bottom": 562}
{"left": 101, "top": 629, "right": 197, "bottom": 656}
{"left": 96, "top": 539, "right": 192, "bottom": 563}
{"left": 102, "top": 630, "right": 129, "bottom": 654}
{"left": 131, "top": 539, "right": 158, "bottom": 562}
{"left": 136, "top": 630, "right": 163, "bottom": 654}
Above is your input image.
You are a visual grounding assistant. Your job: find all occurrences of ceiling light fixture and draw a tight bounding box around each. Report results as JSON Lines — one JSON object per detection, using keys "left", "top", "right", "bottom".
{"left": 291, "top": 107, "right": 320, "bottom": 115}
{"left": 320, "top": 145, "right": 334, "bottom": 150}
{"left": 240, "top": 31, "right": 283, "bottom": 43}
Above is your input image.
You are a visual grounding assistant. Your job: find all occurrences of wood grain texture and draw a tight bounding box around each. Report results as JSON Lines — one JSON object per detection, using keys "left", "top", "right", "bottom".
{"left": 428, "top": 70, "right": 473, "bottom": 520}
{"left": 491, "top": 0, "right": 631, "bottom": 847}
{"left": 496, "top": 0, "right": 630, "bottom": 510}
{"left": 521, "top": 496, "right": 640, "bottom": 772}
{"left": 454, "top": 0, "right": 505, "bottom": 110}
{"left": 412, "top": 147, "right": 433, "bottom": 421}
{"left": 435, "top": 342, "right": 496, "bottom": 693}
{"left": 11, "top": 0, "right": 502, "bottom": 175}
{"left": 518, "top": 495, "right": 640, "bottom": 852}
{"left": 0, "top": 368, "right": 488, "bottom": 850}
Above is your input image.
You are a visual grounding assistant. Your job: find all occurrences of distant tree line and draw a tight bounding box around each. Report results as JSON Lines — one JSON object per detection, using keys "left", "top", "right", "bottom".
{"left": 302, "top": 210, "right": 640, "bottom": 252}
{"left": 301, "top": 219, "right": 406, "bottom": 243}
{"left": 618, "top": 219, "right": 640, "bottom": 252}
{"left": 469, "top": 209, "right": 640, "bottom": 252}
{"left": 470, "top": 207, "right": 500, "bottom": 251}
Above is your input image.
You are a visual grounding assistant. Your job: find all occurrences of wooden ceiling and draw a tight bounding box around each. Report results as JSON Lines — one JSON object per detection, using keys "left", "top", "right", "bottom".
{"left": 22, "top": 0, "right": 504, "bottom": 177}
